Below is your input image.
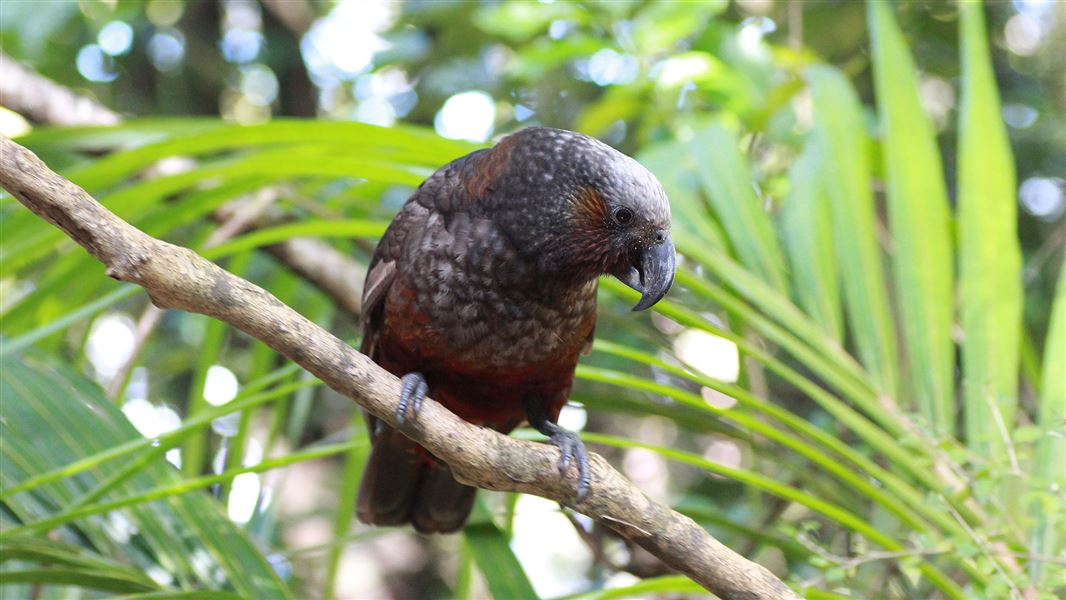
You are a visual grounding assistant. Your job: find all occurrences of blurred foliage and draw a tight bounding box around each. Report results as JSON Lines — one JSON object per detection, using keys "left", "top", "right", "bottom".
{"left": 1, "top": 1, "right": 1064, "bottom": 599}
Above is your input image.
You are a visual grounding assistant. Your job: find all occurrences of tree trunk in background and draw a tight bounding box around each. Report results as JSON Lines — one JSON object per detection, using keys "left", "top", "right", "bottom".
{"left": 262, "top": 3, "right": 316, "bottom": 118}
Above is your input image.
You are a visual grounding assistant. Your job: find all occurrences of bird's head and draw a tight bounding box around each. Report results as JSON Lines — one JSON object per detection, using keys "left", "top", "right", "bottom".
{"left": 486, "top": 127, "right": 675, "bottom": 311}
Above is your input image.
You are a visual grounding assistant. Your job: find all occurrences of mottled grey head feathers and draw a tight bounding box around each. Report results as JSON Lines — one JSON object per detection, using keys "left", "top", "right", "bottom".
{"left": 498, "top": 127, "right": 670, "bottom": 223}
{"left": 483, "top": 127, "right": 673, "bottom": 306}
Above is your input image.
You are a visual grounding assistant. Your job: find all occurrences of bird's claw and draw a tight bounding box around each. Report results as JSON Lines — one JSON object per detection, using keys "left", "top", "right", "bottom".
{"left": 549, "top": 428, "right": 590, "bottom": 502}
{"left": 396, "top": 372, "right": 428, "bottom": 426}
{"left": 524, "top": 399, "right": 591, "bottom": 502}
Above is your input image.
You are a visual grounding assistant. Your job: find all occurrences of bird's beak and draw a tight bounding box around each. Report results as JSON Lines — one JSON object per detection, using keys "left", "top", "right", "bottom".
{"left": 613, "top": 233, "right": 676, "bottom": 311}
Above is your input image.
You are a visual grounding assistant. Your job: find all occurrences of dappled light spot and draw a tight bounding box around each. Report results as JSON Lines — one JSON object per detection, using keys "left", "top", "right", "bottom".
{"left": 222, "top": 29, "right": 264, "bottom": 64}
{"left": 0, "top": 107, "right": 31, "bottom": 137}
{"left": 581, "top": 49, "right": 638, "bottom": 87}
{"left": 98, "top": 21, "right": 133, "bottom": 56}
{"left": 300, "top": 0, "right": 393, "bottom": 84}
{"left": 511, "top": 495, "right": 592, "bottom": 597}
{"left": 228, "top": 472, "right": 261, "bottom": 524}
{"left": 623, "top": 447, "right": 669, "bottom": 496}
{"left": 1005, "top": 13, "right": 1043, "bottom": 56}
{"left": 240, "top": 64, "right": 279, "bottom": 106}
{"left": 435, "top": 90, "right": 495, "bottom": 142}
{"left": 558, "top": 402, "right": 588, "bottom": 432}
{"left": 147, "top": 29, "right": 185, "bottom": 73}
{"left": 87, "top": 312, "right": 136, "bottom": 382}
{"left": 122, "top": 397, "right": 182, "bottom": 439}
{"left": 704, "top": 439, "right": 743, "bottom": 476}
{"left": 1020, "top": 177, "right": 1065, "bottom": 221}
{"left": 655, "top": 53, "right": 718, "bottom": 88}
{"left": 673, "top": 328, "right": 740, "bottom": 383}
{"left": 354, "top": 96, "right": 397, "bottom": 127}
{"left": 918, "top": 76, "right": 955, "bottom": 131}
{"left": 76, "top": 44, "right": 118, "bottom": 82}
{"left": 204, "top": 364, "right": 239, "bottom": 406}
{"left": 738, "top": 16, "right": 775, "bottom": 56}
{"left": 145, "top": 0, "right": 183, "bottom": 27}
{"left": 1002, "top": 104, "right": 1038, "bottom": 129}
{"left": 701, "top": 386, "right": 738, "bottom": 410}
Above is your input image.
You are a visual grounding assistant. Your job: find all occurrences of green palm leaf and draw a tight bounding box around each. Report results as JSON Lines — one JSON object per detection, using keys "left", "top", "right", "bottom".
{"left": 957, "top": 0, "right": 1024, "bottom": 461}
{"left": 868, "top": 1, "right": 955, "bottom": 434}
{"left": 1030, "top": 262, "right": 1065, "bottom": 584}
{"left": 780, "top": 144, "right": 843, "bottom": 341}
{"left": 685, "top": 123, "right": 790, "bottom": 294}
{"left": 0, "top": 356, "right": 294, "bottom": 598}
{"left": 805, "top": 65, "right": 900, "bottom": 398}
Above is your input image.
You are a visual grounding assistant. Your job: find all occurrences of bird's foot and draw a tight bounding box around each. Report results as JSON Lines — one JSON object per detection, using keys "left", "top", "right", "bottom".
{"left": 396, "top": 372, "right": 428, "bottom": 426}
{"left": 523, "top": 399, "right": 590, "bottom": 502}
{"left": 546, "top": 423, "right": 590, "bottom": 502}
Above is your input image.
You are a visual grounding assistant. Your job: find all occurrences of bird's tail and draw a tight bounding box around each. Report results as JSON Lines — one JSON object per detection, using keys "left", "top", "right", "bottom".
{"left": 356, "top": 422, "right": 477, "bottom": 534}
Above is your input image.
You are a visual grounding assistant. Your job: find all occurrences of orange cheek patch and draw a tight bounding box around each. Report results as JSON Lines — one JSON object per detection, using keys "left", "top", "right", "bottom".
{"left": 568, "top": 185, "right": 609, "bottom": 230}
{"left": 565, "top": 185, "right": 618, "bottom": 267}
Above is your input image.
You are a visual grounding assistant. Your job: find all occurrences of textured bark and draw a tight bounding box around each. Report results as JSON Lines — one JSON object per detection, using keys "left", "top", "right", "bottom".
{"left": 212, "top": 199, "right": 367, "bottom": 317}
{"left": 0, "top": 52, "right": 364, "bottom": 317}
{"left": 1, "top": 135, "right": 801, "bottom": 599}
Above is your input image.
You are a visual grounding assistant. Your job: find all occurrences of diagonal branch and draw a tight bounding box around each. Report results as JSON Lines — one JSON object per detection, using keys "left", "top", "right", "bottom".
{"left": 0, "top": 52, "right": 365, "bottom": 317}
{"left": 211, "top": 198, "right": 366, "bottom": 317}
{"left": 0, "top": 135, "right": 801, "bottom": 600}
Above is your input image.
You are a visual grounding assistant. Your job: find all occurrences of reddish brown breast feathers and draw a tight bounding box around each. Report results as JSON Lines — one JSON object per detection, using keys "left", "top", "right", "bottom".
{"left": 376, "top": 266, "right": 597, "bottom": 431}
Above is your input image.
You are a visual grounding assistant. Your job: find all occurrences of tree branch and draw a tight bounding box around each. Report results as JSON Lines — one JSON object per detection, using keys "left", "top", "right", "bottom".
{"left": 0, "top": 53, "right": 120, "bottom": 126}
{"left": 212, "top": 198, "right": 366, "bottom": 317}
{"left": 0, "top": 135, "right": 801, "bottom": 599}
{"left": 0, "top": 53, "right": 365, "bottom": 317}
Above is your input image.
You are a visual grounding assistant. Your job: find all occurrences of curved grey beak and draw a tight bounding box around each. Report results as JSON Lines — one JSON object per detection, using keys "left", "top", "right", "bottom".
{"left": 612, "top": 234, "right": 676, "bottom": 311}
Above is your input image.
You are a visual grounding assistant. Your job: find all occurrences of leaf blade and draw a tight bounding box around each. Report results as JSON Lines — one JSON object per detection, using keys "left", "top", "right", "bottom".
{"left": 868, "top": 0, "right": 956, "bottom": 433}
{"left": 1030, "top": 261, "right": 1065, "bottom": 584}
{"left": 780, "top": 144, "right": 843, "bottom": 341}
{"left": 957, "top": 0, "right": 1024, "bottom": 458}
{"left": 0, "top": 356, "right": 295, "bottom": 598}
{"left": 686, "top": 123, "right": 790, "bottom": 293}
{"left": 806, "top": 64, "right": 900, "bottom": 398}
{"left": 464, "top": 506, "right": 539, "bottom": 600}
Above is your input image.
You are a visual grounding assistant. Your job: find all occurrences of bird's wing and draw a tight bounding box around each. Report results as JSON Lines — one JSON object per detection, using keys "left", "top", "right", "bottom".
{"left": 358, "top": 260, "right": 395, "bottom": 357}
{"left": 359, "top": 200, "right": 424, "bottom": 354}
{"left": 360, "top": 132, "right": 520, "bottom": 354}
{"left": 360, "top": 144, "right": 500, "bottom": 349}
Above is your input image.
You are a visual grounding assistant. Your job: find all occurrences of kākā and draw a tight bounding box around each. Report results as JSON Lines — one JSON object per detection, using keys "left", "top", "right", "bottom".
{"left": 355, "top": 126, "right": 675, "bottom": 534}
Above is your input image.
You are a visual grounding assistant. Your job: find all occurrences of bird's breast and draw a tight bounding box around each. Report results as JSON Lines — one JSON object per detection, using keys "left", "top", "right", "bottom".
{"left": 383, "top": 213, "right": 597, "bottom": 368}
{"left": 383, "top": 271, "right": 597, "bottom": 369}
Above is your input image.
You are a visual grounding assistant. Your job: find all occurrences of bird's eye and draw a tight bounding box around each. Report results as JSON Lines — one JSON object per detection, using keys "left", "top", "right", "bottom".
{"left": 613, "top": 207, "right": 634, "bottom": 225}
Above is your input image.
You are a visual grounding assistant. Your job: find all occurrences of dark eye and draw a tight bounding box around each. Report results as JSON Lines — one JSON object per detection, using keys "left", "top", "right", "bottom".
{"left": 613, "top": 207, "right": 634, "bottom": 225}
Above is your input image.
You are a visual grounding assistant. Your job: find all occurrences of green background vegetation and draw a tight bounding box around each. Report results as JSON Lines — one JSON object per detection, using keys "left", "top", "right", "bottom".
{"left": 0, "top": 0, "right": 1063, "bottom": 598}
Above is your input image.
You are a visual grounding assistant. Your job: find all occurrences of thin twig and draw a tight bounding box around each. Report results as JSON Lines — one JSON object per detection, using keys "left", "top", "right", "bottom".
{"left": 946, "top": 501, "right": 1027, "bottom": 600}
{"left": 203, "top": 188, "right": 282, "bottom": 247}
{"left": 106, "top": 304, "right": 164, "bottom": 401}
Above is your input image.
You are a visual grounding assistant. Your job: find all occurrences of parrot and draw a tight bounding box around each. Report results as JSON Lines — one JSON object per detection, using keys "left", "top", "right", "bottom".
{"left": 355, "top": 126, "right": 675, "bottom": 534}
